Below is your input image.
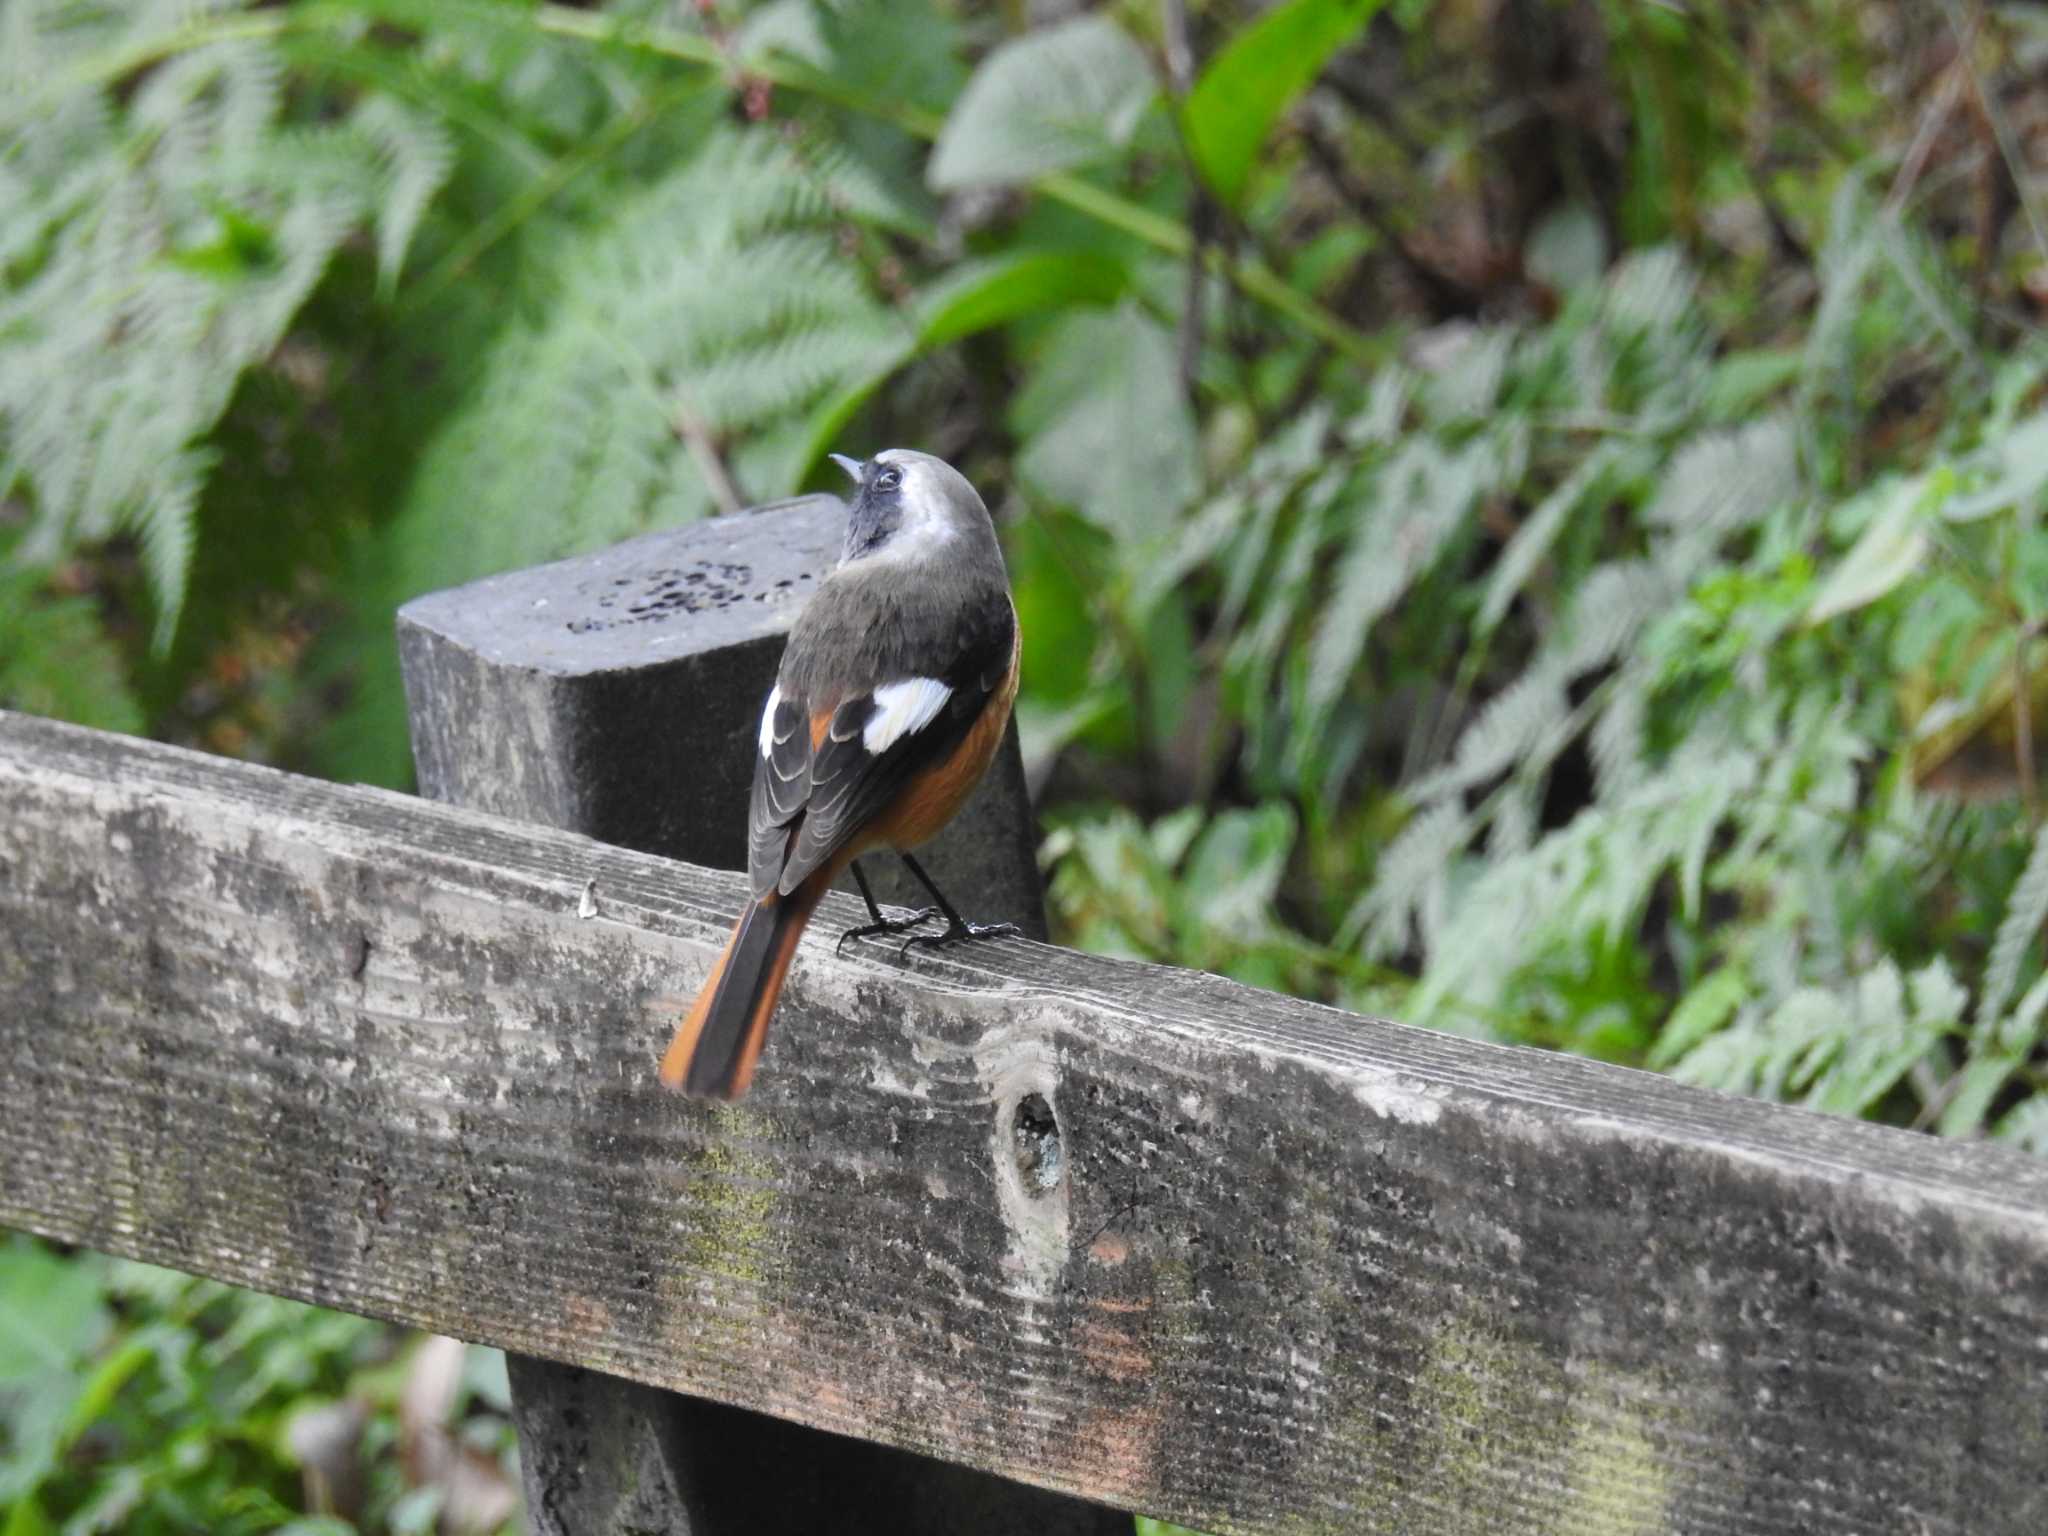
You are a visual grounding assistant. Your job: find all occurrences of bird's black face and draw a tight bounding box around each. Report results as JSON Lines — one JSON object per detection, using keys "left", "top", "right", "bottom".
{"left": 836, "top": 455, "right": 905, "bottom": 561}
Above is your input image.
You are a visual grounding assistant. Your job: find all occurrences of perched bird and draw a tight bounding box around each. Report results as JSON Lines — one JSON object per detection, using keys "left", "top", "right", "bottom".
{"left": 659, "top": 449, "right": 1022, "bottom": 1100}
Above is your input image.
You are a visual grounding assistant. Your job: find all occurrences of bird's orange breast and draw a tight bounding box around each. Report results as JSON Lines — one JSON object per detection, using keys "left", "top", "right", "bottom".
{"left": 865, "top": 628, "right": 1020, "bottom": 852}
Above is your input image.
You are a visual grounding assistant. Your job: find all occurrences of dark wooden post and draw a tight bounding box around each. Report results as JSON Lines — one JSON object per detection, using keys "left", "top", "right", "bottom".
{"left": 396, "top": 495, "right": 1109, "bottom": 1536}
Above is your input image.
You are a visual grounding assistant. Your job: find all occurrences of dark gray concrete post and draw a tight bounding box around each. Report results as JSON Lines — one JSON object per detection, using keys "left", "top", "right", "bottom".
{"left": 397, "top": 495, "right": 1108, "bottom": 1536}
{"left": 398, "top": 494, "right": 1044, "bottom": 941}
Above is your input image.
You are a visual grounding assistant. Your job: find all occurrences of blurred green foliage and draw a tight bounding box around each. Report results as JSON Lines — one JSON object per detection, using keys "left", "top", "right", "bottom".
{"left": 0, "top": 1238, "right": 515, "bottom": 1535}
{"left": 6, "top": 0, "right": 2048, "bottom": 1530}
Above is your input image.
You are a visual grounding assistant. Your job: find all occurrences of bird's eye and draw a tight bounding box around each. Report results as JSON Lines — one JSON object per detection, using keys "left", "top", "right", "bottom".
{"left": 873, "top": 466, "right": 902, "bottom": 492}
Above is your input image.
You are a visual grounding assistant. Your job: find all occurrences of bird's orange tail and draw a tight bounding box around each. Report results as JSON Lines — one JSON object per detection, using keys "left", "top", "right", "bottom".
{"left": 659, "top": 887, "right": 818, "bottom": 1099}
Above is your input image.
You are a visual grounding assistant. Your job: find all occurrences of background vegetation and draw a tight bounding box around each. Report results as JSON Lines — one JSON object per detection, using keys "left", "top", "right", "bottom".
{"left": 6, "top": 0, "right": 2048, "bottom": 1530}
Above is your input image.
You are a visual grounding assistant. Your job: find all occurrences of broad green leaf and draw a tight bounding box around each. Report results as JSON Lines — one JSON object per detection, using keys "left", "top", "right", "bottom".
{"left": 1013, "top": 302, "right": 1198, "bottom": 541}
{"left": 0, "top": 1241, "right": 109, "bottom": 1385}
{"left": 795, "top": 249, "right": 1130, "bottom": 478}
{"left": 1150, "top": 806, "right": 1209, "bottom": 868}
{"left": 59, "top": 1333, "right": 155, "bottom": 1446}
{"left": 1703, "top": 346, "right": 1802, "bottom": 421}
{"left": 1524, "top": 202, "right": 1607, "bottom": 294}
{"left": 1649, "top": 967, "right": 1748, "bottom": 1070}
{"left": 1805, "top": 476, "right": 1931, "bottom": 624}
{"left": 1184, "top": 0, "right": 1386, "bottom": 209}
{"left": 916, "top": 249, "right": 1129, "bottom": 348}
{"left": 1006, "top": 509, "right": 1104, "bottom": 704}
{"left": 928, "top": 16, "right": 1155, "bottom": 190}
{"left": 1184, "top": 804, "right": 1296, "bottom": 933}
{"left": 1943, "top": 411, "right": 2048, "bottom": 522}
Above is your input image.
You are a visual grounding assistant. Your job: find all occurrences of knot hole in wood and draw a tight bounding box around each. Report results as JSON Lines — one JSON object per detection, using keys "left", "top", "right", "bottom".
{"left": 1011, "top": 1092, "right": 1062, "bottom": 1195}
{"left": 985, "top": 1056, "right": 1070, "bottom": 1293}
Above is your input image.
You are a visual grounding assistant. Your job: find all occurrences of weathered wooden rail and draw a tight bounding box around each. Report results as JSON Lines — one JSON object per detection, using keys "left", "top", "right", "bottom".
{"left": 3, "top": 506, "right": 2047, "bottom": 1535}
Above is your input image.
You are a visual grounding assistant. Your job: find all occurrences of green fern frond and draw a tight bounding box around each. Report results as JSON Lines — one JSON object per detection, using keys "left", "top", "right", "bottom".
{"left": 351, "top": 93, "right": 455, "bottom": 295}
{"left": 1409, "top": 660, "right": 1569, "bottom": 807}
{"left": 1994, "top": 1096, "right": 2048, "bottom": 1154}
{"left": 1559, "top": 559, "right": 1674, "bottom": 673}
{"left": 1588, "top": 662, "right": 1650, "bottom": 803}
{"left": 1345, "top": 800, "right": 1469, "bottom": 963}
{"left": 1, "top": 16, "right": 378, "bottom": 647}
{"left": 1305, "top": 433, "right": 1501, "bottom": 720}
{"left": 365, "top": 122, "right": 907, "bottom": 611}
{"left": 129, "top": 446, "right": 211, "bottom": 650}
{"left": 1979, "top": 823, "right": 2048, "bottom": 1035}
{"left": 1408, "top": 741, "right": 1754, "bottom": 1029}
{"left": 1674, "top": 960, "right": 1963, "bottom": 1118}
{"left": 1477, "top": 440, "right": 1623, "bottom": 637}
{"left": 1643, "top": 416, "right": 1800, "bottom": 540}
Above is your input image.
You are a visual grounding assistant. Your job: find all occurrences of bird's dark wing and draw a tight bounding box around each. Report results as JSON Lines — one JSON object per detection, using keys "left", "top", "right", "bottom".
{"left": 747, "top": 686, "right": 814, "bottom": 898}
{"left": 744, "top": 605, "right": 1014, "bottom": 899}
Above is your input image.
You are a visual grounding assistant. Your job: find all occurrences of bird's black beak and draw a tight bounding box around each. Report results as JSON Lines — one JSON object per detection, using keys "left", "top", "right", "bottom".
{"left": 828, "top": 453, "right": 864, "bottom": 485}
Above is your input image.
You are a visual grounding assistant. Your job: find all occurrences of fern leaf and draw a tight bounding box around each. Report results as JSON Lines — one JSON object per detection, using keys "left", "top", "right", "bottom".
{"left": 1649, "top": 967, "right": 1748, "bottom": 1071}
{"left": 1419, "top": 324, "right": 1512, "bottom": 422}
{"left": 352, "top": 93, "right": 454, "bottom": 296}
{"left": 131, "top": 447, "right": 211, "bottom": 651}
{"left": 1993, "top": 1096, "right": 2048, "bottom": 1154}
{"left": 1409, "top": 659, "right": 1569, "bottom": 806}
{"left": 1560, "top": 559, "right": 1674, "bottom": 673}
{"left": 1344, "top": 800, "right": 1470, "bottom": 962}
{"left": 1306, "top": 434, "right": 1495, "bottom": 720}
{"left": 362, "top": 123, "right": 907, "bottom": 610}
{"left": 1602, "top": 246, "right": 1698, "bottom": 340}
{"left": 1811, "top": 960, "right": 1964, "bottom": 1117}
{"left": 1477, "top": 440, "right": 1621, "bottom": 636}
{"left": 1979, "top": 823, "right": 2048, "bottom": 1035}
{"left": 1644, "top": 416, "right": 1798, "bottom": 539}
{"left": 1, "top": 22, "right": 373, "bottom": 648}
{"left": 1999, "top": 970, "right": 2048, "bottom": 1056}
{"left": 1408, "top": 747, "right": 1754, "bottom": 1029}
{"left": 1589, "top": 661, "right": 1649, "bottom": 803}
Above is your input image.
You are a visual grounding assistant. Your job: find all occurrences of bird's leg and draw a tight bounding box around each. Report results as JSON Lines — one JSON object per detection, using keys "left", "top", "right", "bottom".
{"left": 835, "top": 859, "right": 941, "bottom": 956}
{"left": 895, "top": 851, "right": 1022, "bottom": 955}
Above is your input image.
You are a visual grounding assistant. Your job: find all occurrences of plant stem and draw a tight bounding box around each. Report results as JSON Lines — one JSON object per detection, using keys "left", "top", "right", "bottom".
{"left": 401, "top": 75, "right": 700, "bottom": 311}
{"left": 2016, "top": 620, "right": 2041, "bottom": 830}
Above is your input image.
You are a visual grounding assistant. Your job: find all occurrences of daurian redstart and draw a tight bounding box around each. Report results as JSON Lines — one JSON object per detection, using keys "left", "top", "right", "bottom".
{"left": 659, "top": 450, "right": 1021, "bottom": 1099}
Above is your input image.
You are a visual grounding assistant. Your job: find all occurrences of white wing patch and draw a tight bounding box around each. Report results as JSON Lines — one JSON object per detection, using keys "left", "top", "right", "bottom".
{"left": 758, "top": 684, "right": 783, "bottom": 758}
{"left": 864, "top": 677, "right": 952, "bottom": 754}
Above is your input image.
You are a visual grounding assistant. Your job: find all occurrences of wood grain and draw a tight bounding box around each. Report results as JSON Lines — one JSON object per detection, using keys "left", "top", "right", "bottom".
{"left": 3, "top": 709, "right": 2046, "bottom": 1535}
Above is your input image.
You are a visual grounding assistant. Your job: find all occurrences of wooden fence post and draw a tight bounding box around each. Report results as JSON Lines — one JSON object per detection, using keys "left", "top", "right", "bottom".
{"left": 397, "top": 496, "right": 1111, "bottom": 1535}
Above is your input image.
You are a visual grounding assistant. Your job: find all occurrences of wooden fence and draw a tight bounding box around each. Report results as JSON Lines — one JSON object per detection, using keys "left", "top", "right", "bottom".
{"left": 3, "top": 500, "right": 2046, "bottom": 1535}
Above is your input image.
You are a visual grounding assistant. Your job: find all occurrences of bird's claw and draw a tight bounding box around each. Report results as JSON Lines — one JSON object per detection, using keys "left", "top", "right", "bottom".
{"left": 836, "top": 905, "right": 942, "bottom": 957}
{"left": 898, "top": 920, "right": 1022, "bottom": 959}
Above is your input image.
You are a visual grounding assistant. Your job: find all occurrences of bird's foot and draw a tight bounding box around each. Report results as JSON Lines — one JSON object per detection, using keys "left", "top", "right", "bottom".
{"left": 836, "top": 906, "right": 941, "bottom": 958}
{"left": 899, "top": 920, "right": 1022, "bottom": 958}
